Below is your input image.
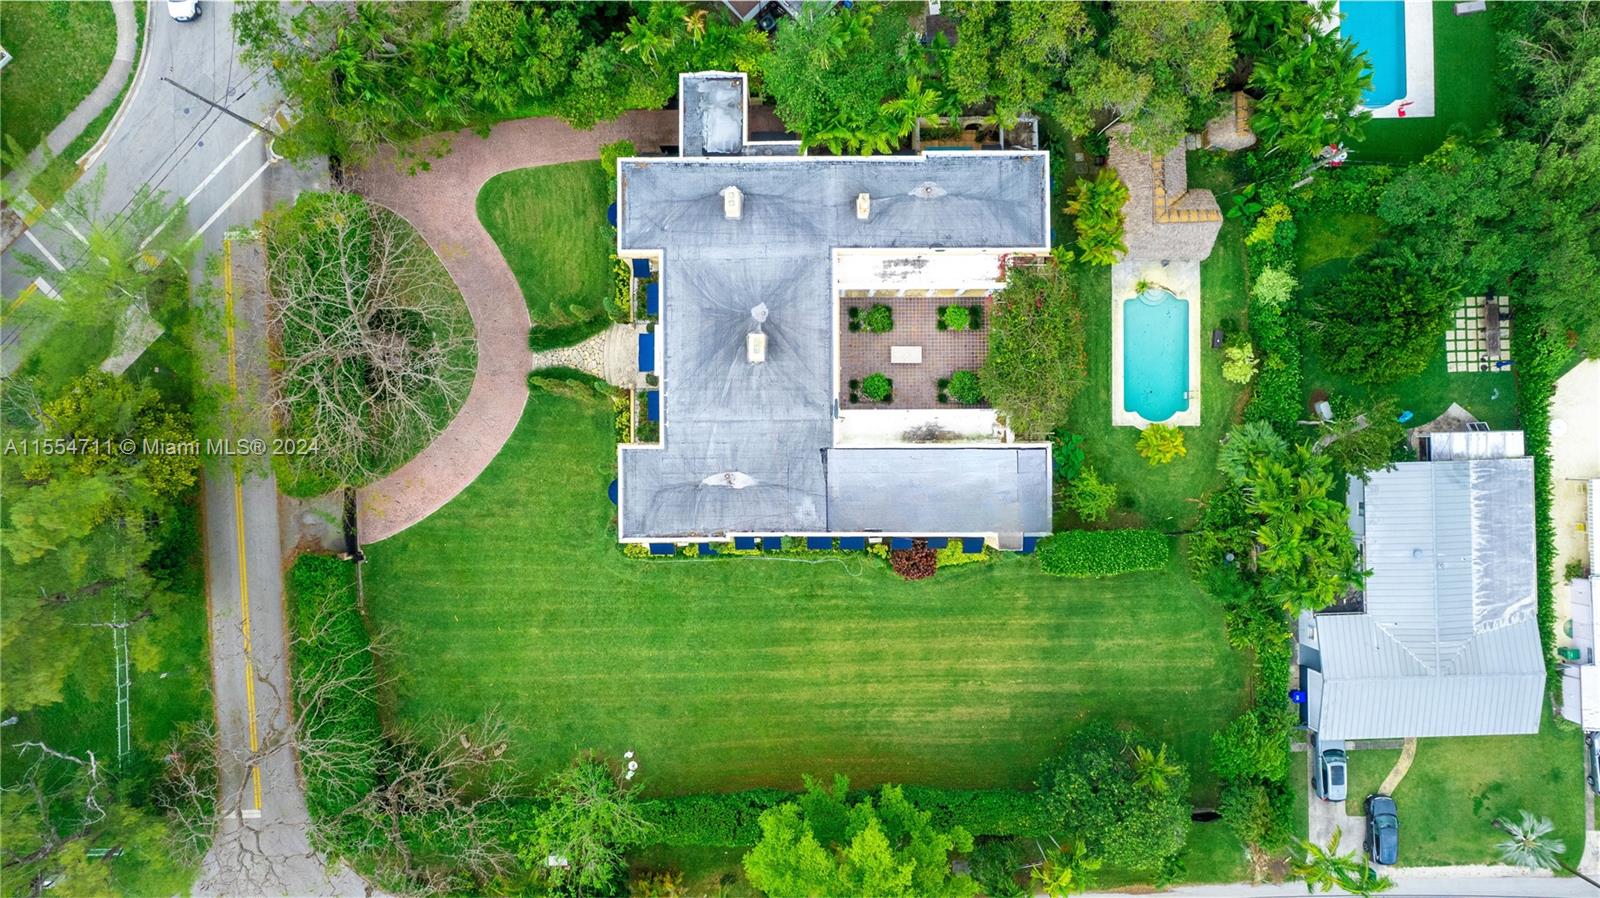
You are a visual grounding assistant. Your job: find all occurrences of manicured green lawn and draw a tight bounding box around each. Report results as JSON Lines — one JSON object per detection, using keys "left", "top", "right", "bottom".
{"left": 1343, "top": 748, "right": 1402, "bottom": 806}
{"left": 1384, "top": 720, "right": 1585, "bottom": 868}
{"left": 1290, "top": 744, "right": 1311, "bottom": 842}
{"left": 1063, "top": 157, "right": 1250, "bottom": 531}
{"left": 1351, "top": 2, "right": 1500, "bottom": 164}
{"left": 1295, "top": 209, "right": 1519, "bottom": 430}
{"left": 363, "top": 388, "right": 1250, "bottom": 798}
{"left": 0, "top": 0, "right": 118, "bottom": 172}
{"left": 477, "top": 161, "right": 614, "bottom": 331}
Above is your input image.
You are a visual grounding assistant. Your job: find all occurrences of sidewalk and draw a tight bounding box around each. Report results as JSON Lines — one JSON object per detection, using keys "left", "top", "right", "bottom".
{"left": 43, "top": 0, "right": 139, "bottom": 157}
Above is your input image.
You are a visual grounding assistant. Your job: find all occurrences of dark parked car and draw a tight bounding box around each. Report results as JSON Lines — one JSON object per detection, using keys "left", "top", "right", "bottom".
{"left": 1365, "top": 794, "right": 1399, "bottom": 865}
{"left": 1587, "top": 732, "right": 1600, "bottom": 794}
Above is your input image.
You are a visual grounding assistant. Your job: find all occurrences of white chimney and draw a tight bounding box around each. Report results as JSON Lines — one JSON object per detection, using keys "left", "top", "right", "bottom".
{"left": 721, "top": 186, "right": 743, "bottom": 220}
{"left": 747, "top": 332, "right": 767, "bottom": 364}
{"left": 856, "top": 192, "right": 871, "bottom": 220}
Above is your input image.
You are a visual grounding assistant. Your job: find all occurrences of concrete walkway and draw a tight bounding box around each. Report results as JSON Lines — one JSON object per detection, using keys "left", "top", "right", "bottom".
{"left": 1378, "top": 737, "right": 1418, "bottom": 795}
{"left": 352, "top": 111, "right": 678, "bottom": 544}
{"left": 46, "top": 0, "right": 139, "bottom": 157}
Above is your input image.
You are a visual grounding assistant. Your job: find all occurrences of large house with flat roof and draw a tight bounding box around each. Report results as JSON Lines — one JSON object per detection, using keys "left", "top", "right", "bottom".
{"left": 1297, "top": 431, "right": 1544, "bottom": 744}
{"left": 613, "top": 73, "right": 1053, "bottom": 551}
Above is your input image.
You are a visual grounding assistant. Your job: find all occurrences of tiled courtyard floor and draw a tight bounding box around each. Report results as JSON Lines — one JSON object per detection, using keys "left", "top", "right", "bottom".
{"left": 839, "top": 295, "right": 991, "bottom": 409}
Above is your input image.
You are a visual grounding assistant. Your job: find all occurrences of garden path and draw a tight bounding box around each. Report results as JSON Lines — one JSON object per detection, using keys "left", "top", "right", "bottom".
{"left": 1377, "top": 736, "right": 1417, "bottom": 794}
{"left": 351, "top": 111, "right": 677, "bottom": 543}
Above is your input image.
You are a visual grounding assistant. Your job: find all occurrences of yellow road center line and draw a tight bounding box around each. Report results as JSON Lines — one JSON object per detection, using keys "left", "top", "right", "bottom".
{"left": 222, "top": 238, "right": 263, "bottom": 813}
{"left": 5, "top": 283, "right": 38, "bottom": 315}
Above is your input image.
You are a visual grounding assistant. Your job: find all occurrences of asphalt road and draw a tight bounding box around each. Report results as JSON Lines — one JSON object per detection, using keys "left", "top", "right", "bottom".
{"left": 3, "top": 3, "right": 357, "bottom": 895}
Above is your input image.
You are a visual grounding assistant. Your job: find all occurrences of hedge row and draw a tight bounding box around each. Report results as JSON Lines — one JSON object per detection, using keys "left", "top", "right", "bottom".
{"left": 1511, "top": 323, "right": 1568, "bottom": 686}
{"left": 637, "top": 786, "right": 1049, "bottom": 847}
{"left": 1037, "top": 529, "right": 1169, "bottom": 578}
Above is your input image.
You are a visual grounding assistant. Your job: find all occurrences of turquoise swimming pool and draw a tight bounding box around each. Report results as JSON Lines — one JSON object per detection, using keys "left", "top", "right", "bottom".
{"left": 1341, "top": 0, "right": 1407, "bottom": 108}
{"left": 1123, "top": 289, "right": 1190, "bottom": 423}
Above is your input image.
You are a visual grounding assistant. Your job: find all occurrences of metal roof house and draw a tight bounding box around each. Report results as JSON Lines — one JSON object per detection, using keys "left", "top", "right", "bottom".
{"left": 1298, "top": 436, "right": 1544, "bottom": 742}
{"left": 614, "top": 73, "right": 1054, "bottom": 551}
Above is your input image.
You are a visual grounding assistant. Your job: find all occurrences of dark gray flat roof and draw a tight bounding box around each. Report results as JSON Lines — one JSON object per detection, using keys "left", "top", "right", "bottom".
{"left": 827, "top": 447, "right": 1052, "bottom": 535}
{"left": 620, "top": 153, "right": 1050, "bottom": 251}
{"left": 617, "top": 151, "right": 1051, "bottom": 541}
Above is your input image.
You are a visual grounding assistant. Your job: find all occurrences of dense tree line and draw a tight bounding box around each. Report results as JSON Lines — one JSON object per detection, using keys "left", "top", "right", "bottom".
{"left": 1, "top": 180, "right": 219, "bottom": 896}
{"left": 243, "top": 0, "right": 1381, "bottom": 165}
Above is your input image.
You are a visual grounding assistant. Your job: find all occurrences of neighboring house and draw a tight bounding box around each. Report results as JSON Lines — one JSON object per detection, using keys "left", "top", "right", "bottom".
{"left": 1106, "top": 125, "right": 1223, "bottom": 263}
{"left": 1559, "top": 478, "right": 1600, "bottom": 729}
{"left": 614, "top": 73, "right": 1053, "bottom": 551}
{"left": 1298, "top": 431, "right": 1544, "bottom": 744}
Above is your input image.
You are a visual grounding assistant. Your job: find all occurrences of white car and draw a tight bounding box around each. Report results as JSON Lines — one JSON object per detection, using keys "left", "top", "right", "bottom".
{"left": 167, "top": 0, "right": 200, "bottom": 22}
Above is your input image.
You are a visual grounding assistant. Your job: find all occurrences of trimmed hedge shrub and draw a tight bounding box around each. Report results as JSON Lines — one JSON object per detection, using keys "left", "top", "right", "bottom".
{"left": 1037, "top": 530, "right": 1169, "bottom": 578}
{"left": 948, "top": 370, "right": 983, "bottom": 405}
{"left": 863, "top": 304, "right": 894, "bottom": 333}
{"left": 637, "top": 786, "right": 1049, "bottom": 847}
{"left": 861, "top": 372, "right": 892, "bottom": 401}
{"left": 1513, "top": 322, "right": 1568, "bottom": 685}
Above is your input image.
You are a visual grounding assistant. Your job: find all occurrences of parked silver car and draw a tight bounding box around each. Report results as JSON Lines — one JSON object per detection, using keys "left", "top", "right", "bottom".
{"left": 1315, "top": 745, "right": 1348, "bottom": 802}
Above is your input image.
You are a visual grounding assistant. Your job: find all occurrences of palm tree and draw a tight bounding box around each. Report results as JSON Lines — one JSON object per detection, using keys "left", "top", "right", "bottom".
{"left": 1131, "top": 743, "right": 1182, "bottom": 795}
{"left": 1291, "top": 829, "right": 1394, "bottom": 896}
{"left": 1494, "top": 811, "right": 1600, "bottom": 888}
{"left": 1030, "top": 840, "right": 1101, "bottom": 898}
{"left": 682, "top": 9, "right": 707, "bottom": 44}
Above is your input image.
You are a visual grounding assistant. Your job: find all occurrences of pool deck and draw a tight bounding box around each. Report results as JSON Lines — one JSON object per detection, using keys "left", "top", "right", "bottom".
{"left": 1335, "top": 0, "right": 1436, "bottom": 119}
{"left": 1110, "top": 260, "right": 1202, "bottom": 429}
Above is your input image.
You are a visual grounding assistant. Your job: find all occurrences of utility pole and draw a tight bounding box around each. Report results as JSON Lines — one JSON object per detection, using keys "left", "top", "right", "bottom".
{"left": 160, "top": 77, "right": 278, "bottom": 138}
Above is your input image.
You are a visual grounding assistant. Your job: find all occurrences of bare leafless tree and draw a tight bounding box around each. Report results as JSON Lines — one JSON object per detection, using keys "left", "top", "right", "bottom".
{"left": 260, "top": 192, "right": 474, "bottom": 488}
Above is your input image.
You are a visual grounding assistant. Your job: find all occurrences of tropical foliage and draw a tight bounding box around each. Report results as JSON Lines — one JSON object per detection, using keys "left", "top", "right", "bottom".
{"left": 1222, "top": 341, "right": 1259, "bottom": 384}
{"left": 763, "top": 2, "right": 947, "bottom": 155}
{"left": 981, "top": 264, "right": 1087, "bottom": 439}
{"left": 741, "top": 776, "right": 978, "bottom": 898}
{"left": 236, "top": 1, "right": 766, "bottom": 165}
{"left": 944, "top": 1, "right": 1091, "bottom": 128}
{"left": 1244, "top": 445, "right": 1364, "bottom": 612}
{"left": 1308, "top": 252, "right": 1455, "bottom": 386}
{"left": 1136, "top": 424, "right": 1187, "bottom": 465}
{"left": 1064, "top": 466, "right": 1118, "bottom": 523}
{"left": 1245, "top": 0, "right": 1372, "bottom": 159}
{"left": 1065, "top": 169, "right": 1129, "bottom": 266}
{"left": 1292, "top": 830, "right": 1394, "bottom": 896}
{"left": 1036, "top": 722, "right": 1190, "bottom": 873}
{"left": 1051, "top": 1, "right": 1234, "bottom": 155}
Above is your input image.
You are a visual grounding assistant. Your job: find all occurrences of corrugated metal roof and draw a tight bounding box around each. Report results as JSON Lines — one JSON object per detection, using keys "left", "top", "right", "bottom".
{"left": 1311, "top": 457, "right": 1542, "bottom": 741}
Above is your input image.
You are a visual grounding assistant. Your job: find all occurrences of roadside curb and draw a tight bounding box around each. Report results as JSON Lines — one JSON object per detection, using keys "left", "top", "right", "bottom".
{"left": 79, "top": 0, "right": 155, "bottom": 170}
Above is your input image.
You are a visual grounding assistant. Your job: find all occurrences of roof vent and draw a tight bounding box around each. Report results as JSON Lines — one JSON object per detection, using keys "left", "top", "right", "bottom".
{"left": 747, "top": 333, "right": 767, "bottom": 364}
{"left": 1412, "top": 548, "right": 1424, "bottom": 560}
{"left": 703, "top": 471, "right": 757, "bottom": 489}
{"left": 720, "top": 185, "right": 743, "bottom": 219}
{"left": 910, "top": 181, "right": 947, "bottom": 199}
{"left": 856, "top": 192, "right": 871, "bottom": 220}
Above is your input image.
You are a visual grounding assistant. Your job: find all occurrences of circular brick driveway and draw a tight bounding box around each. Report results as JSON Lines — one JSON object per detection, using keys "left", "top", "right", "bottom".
{"left": 352, "top": 111, "right": 677, "bottom": 543}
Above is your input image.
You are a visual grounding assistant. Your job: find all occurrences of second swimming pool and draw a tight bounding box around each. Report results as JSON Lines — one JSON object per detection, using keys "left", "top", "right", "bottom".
{"left": 1340, "top": 0, "right": 1408, "bottom": 108}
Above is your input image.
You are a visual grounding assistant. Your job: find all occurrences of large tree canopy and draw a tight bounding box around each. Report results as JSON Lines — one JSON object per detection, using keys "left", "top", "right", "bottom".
{"left": 980, "top": 263, "right": 1088, "bottom": 439}
{"left": 762, "top": 2, "right": 946, "bottom": 155}
{"left": 1054, "top": 1, "right": 1234, "bottom": 155}
{"left": 1308, "top": 251, "right": 1457, "bottom": 385}
{"left": 1036, "top": 722, "right": 1191, "bottom": 873}
{"left": 944, "top": 1, "right": 1091, "bottom": 128}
